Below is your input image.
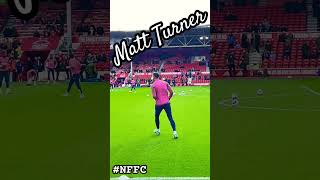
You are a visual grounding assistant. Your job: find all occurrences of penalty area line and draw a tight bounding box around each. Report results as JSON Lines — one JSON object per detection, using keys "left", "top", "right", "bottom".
{"left": 301, "top": 85, "right": 320, "bottom": 96}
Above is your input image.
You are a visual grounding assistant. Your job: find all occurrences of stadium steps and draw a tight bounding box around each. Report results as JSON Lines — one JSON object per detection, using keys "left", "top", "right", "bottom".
{"left": 306, "top": 0, "right": 318, "bottom": 31}
{"left": 159, "top": 61, "right": 165, "bottom": 71}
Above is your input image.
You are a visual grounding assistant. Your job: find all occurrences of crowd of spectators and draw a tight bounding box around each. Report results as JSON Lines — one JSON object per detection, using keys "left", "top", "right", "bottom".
{"left": 78, "top": 50, "right": 107, "bottom": 80}
{"left": 213, "top": 29, "right": 320, "bottom": 77}
{"left": 211, "top": 25, "right": 224, "bottom": 33}
{"left": 3, "top": 27, "right": 18, "bottom": 38}
{"left": 243, "top": 18, "right": 289, "bottom": 33}
{"left": 32, "top": 12, "right": 66, "bottom": 38}
{"left": 212, "top": 0, "right": 307, "bottom": 34}
{"left": 0, "top": 38, "right": 22, "bottom": 59}
{"left": 76, "top": 24, "right": 105, "bottom": 36}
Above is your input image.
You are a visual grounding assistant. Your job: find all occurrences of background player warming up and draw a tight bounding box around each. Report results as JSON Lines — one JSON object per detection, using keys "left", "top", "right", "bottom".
{"left": 151, "top": 72, "right": 178, "bottom": 139}
{"left": 130, "top": 78, "right": 136, "bottom": 92}
{"left": 64, "top": 55, "right": 84, "bottom": 98}
{"left": 0, "top": 52, "right": 11, "bottom": 95}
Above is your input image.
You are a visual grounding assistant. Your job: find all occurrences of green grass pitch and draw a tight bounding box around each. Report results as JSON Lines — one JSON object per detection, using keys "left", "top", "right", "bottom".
{"left": 212, "top": 78, "right": 320, "bottom": 180}
{"left": 0, "top": 83, "right": 108, "bottom": 180}
{"left": 110, "top": 86, "right": 210, "bottom": 178}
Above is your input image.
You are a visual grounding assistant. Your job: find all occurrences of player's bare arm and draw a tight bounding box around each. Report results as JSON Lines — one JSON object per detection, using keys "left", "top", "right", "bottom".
{"left": 151, "top": 85, "right": 157, "bottom": 100}
{"left": 167, "top": 83, "right": 173, "bottom": 100}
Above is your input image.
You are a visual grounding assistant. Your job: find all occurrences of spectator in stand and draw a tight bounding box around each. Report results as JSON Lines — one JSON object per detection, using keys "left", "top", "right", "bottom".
{"left": 33, "top": 30, "right": 41, "bottom": 37}
{"left": 263, "top": 40, "right": 272, "bottom": 60}
{"left": 251, "top": 31, "right": 261, "bottom": 53}
{"left": 244, "top": 24, "right": 251, "bottom": 32}
{"left": 224, "top": 10, "right": 237, "bottom": 21}
{"left": 250, "top": 23, "right": 260, "bottom": 33}
{"left": 227, "top": 33, "right": 236, "bottom": 48}
{"left": 225, "top": 51, "right": 236, "bottom": 77}
{"left": 96, "top": 26, "right": 104, "bottom": 36}
{"left": 285, "top": 33, "right": 294, "bottom": 45}
{"left": 302, "top": 42, "right": 311, "bottom": 59}
{"left": 270, "top": 51, "right": 276, "bottom": 61}
{"left": 240, "top": 50, "right": 249, "bottom": 77}
{"left": 316, "top": 37, "right": 320, "bottom": 57}
{"left": 212, "top": 41, "right": 217, "bottom": 54}
{"left": 261, "top": 17, "right": 271, "bottom": 32}
{"left": 88, "top": 25, "right": 96, "bottom": 36}
{"left": 283, "top": 41, "right": 291, "bottom": 60}
{"left": 26, "top": 57, "right": 37, "bottom": 85}
{"left": 279, "top": 32, "right": 286, "bottom": 42}
{"left": 98, "top": 53, "right": 106, "bottom": 62}
{"left": 211, "top": 25, "right": 224, "bottom": 33}
{"left": 184, "top": 76, "right": 188, "bottom": 86}
{"left": 172, "top": 78, "right": 176, "bottom": 87}
{"left": 3, "top": 27, "right": 17, "bottom": 38}
{"left": 136, "top": 79, "right": 141, "bottom": 87}
{"left": 241, "top": 33, "right": 250, "bottom": 50}
{"left": 14, "top": 44, "right": 22, "bottom": 59}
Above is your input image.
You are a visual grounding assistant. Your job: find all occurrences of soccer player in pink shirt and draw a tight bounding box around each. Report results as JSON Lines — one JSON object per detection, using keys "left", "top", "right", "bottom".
{"left": 130, "top": 78, "right": 136, "bottom": 92}
{"left": 64, "top": 55, "right": 84, "bottom": 98}
{"left": 151, "top": 72, "right": 178, "bottom": 139}
{"left": 0, "top": 52, "right": 11, "bottom": 95}
{"left": 45, "top": 54, "right": 56, "bottom": 84}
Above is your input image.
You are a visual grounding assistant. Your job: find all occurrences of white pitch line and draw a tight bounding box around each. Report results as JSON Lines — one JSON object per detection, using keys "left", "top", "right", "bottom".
{"left": 219, "top": 93, "right": 290, "bottom": 105}
{"left": 110, "top": 177, "right": 210, "bottom": 180}
{"left": 301, "top": 85, "right": 320, "bottom": 96}
{"left": 219, "top": 92, "right": 320, "bottom": 112}
{"left": 237, "top": 105, "right": 320, "bottom": 112}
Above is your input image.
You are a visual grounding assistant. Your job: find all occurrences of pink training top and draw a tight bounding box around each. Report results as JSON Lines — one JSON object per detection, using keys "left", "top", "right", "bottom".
{"left": 151, "top": 79, "right": 173, "bottom": 106}
{"left": 46, "top": 58, "right": 55, "bottom": 69}
{"left": 0, "top": 57, "right": 10, "bottom": 71}
{"left": 69, "top": 58, "right": 81, "bottom": 75}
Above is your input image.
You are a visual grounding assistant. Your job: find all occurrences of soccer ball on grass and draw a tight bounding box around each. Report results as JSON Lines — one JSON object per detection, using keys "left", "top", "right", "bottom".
{"left": 257, "top": 89, "right": 264, "bottom": 96}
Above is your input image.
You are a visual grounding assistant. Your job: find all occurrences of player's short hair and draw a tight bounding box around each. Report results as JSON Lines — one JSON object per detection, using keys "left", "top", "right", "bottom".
{"left": 69, "top": 54, "right": 74, "bottom": 58}
{"left": 153, "top": 72, "right": 160, "bottom": 79}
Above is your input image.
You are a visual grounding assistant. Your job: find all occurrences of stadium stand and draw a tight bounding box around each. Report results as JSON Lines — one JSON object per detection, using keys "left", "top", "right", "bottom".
{"left": 110, "top": 46, "right": 210, "bottom": 87}
{"left": 0, "top": 0, "right": 108, "bottom": 82}
{"left": 212, "top": 0, "right": 320, "bottom": 77}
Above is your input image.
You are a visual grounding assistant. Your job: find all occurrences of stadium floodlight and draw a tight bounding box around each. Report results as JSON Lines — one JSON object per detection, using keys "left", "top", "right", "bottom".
{"left": 200, "top": 36, "right": 209, "bottom": 40}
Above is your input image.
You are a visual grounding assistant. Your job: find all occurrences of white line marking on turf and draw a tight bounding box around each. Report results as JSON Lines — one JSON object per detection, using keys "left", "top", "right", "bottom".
{"left": 301, "top": 85, "right": 320, "bottom": 96}
{"left": 110, "top": 177, "right": 210, "bottom": 180}
{"left": 219, "top": 94, "right": 290, "bottom": 105}
{"left": 237, "top": 105, "right": 320, "bottom": 112}
{"left": 219, "top": 92, "right": 320, "bottom": 112}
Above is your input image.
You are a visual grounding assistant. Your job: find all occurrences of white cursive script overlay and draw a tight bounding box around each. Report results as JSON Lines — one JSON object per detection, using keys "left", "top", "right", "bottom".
{"left": 112, "top": 10, "right": 208, "bottom": 68}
